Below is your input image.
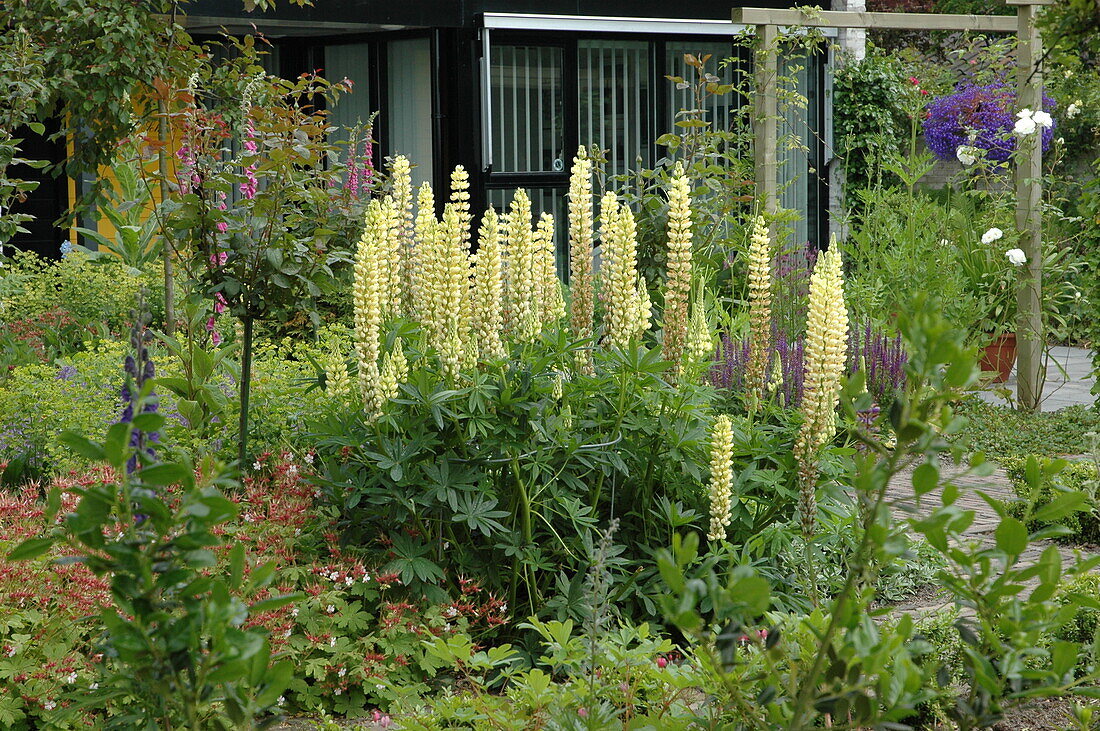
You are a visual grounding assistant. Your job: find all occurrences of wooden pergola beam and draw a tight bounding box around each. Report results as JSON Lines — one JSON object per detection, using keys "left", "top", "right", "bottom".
{"left": 731, "top": 7, "right": 1018, "bottom": 32}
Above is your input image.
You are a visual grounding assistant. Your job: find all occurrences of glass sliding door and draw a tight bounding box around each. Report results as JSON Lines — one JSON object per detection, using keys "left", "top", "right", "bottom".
{"left": 577, "top": 40, "right": 651, "bottom": 176}
{"left": 387, "top": 38, "right": 434, "bottom": 189}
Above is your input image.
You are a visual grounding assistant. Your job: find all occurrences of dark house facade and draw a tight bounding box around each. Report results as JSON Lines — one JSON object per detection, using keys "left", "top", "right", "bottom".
{"left": 188, "top": 0, "right": 832, "bottom": 249}
{"left": 9, "top": 1, "right": 831, "bottom": 260}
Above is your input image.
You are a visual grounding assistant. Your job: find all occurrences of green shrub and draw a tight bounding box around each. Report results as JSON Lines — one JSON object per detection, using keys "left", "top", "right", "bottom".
{"left": 1005, "top": 455, "right": 1100, "bottom": 543}
{"left": 0, "top": 250, "right": 162, "bottom": 334}
{"left": 952, "top": 399, "right": 1100, "bottom": 462}
{"left": 1056, "top": 572, "right": 1100, "bottom": 649}
{"left": 0, "top": 344, "right": 127, "bottom": 473}
{"left": 0, "top": 329, "right": 336, "bottom": 475}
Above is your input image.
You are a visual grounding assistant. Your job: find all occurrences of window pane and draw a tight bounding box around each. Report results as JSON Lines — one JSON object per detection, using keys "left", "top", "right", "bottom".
{"left": 490, "top": 45, "right": 565, "bottom": 174}
{"left": 578, "top": 40, "right": 651, "bottom": 177}
{"left": 388, "top": 38, "right": 434, "bottom": 189}
{"left": 779, "top": 52, "right": 811, "bottom": 245}
{"left": 326, "top": 43, "right": 373, "bottom": 137}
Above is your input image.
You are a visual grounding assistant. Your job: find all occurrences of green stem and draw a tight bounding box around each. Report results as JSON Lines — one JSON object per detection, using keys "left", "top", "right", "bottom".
{"left": 238, "top": 315, "right": 254, "bottom": 468}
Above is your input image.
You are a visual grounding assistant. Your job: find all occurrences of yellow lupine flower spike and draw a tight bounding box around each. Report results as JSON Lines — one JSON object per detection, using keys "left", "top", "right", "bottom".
{"left": 707, "top": 414, "right": 735, "bottom": 542}
{"left": 746, "top": 215, "right": 773, "bottom": 412}
{"left": 794, "top": 242, "right": 849, "bottom": 539}
{"left": 568, "top": 146, "right": 596, "bottom": 348}
{"left": 662, "top": 163, "right": 693, "bottom": 374}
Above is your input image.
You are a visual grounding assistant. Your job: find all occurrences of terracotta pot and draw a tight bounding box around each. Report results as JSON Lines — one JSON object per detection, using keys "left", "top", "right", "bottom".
{"left": 980, "top": 332, "right": 1017, "bottom": 383}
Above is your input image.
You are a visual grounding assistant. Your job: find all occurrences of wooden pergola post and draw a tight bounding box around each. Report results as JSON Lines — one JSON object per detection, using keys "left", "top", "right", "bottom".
{"left": 1009, "top": 0, "right": 1054, "bottom": 411}
{"left": 732, "top": 3, "right": 1051, "bottom": 411}
{"left": 753, "top": 22, "right": 779, "bottom": 216}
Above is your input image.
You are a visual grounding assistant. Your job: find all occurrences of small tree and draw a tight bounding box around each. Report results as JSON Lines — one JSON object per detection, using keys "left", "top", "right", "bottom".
{"left": 163, "top": 43, "right": 369, "bottom": 466}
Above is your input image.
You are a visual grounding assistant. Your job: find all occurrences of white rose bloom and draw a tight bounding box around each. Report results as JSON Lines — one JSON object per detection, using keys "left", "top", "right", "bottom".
{"left": 1014, "top": 116, "right": 1037, "bottom": 136}
{"left": 1032, "top": 110, "right": 1053, "bottom": 128}
{"left": 981, "top": 227, "right": 1004, "bottom": 244}
{"left": 956, "top": 146, "right": 978, "bottom": 165}
{"left": 1016, "top": 108, "right": 1033, "bottom": 119}
{"left": 1067, "top": 101, "right": 1081, "bottom": 119}
{"left": 1005, "top": 248, "right": 1027, "bottom": 266}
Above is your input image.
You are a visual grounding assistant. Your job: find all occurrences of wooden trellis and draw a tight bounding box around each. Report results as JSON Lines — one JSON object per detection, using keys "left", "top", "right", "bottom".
{"left": 733, "top": 1, "right": 1054, "bottom": 411}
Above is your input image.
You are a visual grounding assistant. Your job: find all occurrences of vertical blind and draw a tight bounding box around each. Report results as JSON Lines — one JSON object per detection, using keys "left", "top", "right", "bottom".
{"left": 577, "top": 40, "right": 651, "bottom": 177}
{"left": 490, "top": 45, "right": 565, "bottom": 174}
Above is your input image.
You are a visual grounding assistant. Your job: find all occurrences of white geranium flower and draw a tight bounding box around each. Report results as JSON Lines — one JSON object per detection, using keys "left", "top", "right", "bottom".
{"left": 981, "top": 227, "right": 1004, "bottom": 244}
{"left": 1032, "top": 110, "right": 1053, "bottom": 128}
{"left": 1005, "top": 248, "right": 1027, "bottom": 266}
{"left": 1014, "top": 116, "right": 1037, "bottom": 136}
{"left": 956, "top": 146, "right": 979, "bottom": 165}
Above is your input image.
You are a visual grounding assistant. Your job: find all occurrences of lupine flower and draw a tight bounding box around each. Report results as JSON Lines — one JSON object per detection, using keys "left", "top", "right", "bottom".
{"left": 707, "top": 414, "right": 735, "bottom": 542}
{"left": 662, "top": 163, "right": 693, "bottom": 375}
{"left": 391, "top": 156, "right": 415, "bottom": 318}
{"left": 119, "top": 302, "right": 160, "bottom": 476}
{"left": 687, "top": 286, "right": 714, "bottom": 362}
{"left": 472, "top": 207, "right": 506, "bottom": 360}
{"left": 634, "top": 276, "right": 652, "bottom": 340}
{"left": 1005, "top": 248, "right": 1026, "bottom": 266}
{"left": 353, "top": 200, "right": 386, "bottom": 419}
{"left": 535, "top": 212, "right": 565, "bottom": 324}
{"left": 378, "top": 339, "right": 408, "bottom": 401}
{"left": 793, "top": 244, "right": 848, "bottom": 539}
{"left": 745, "top": 215, "right": 773, "bottom": 412}
{"left": 504, "top": 190, "right": 539, "bottom": 343}
{"left": 602, "top": 198, "right": 644, "bottom": 348}
{"left": 567, "top": 146, "right": 596, "bottom": 368}
{"left": 427, "top": 204, "right": 468, "bottom": 381}
{"left": 449, "top": 165, "right": 472, "bottom": 246}
{"left": 324, "top": 348, "right": 351, "bottom": 404}
{"left": 411, "top": 181, "right": 435, "bottom": 321}
{"left": 379, "top": 195, "right": 402, "bottom": 320}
